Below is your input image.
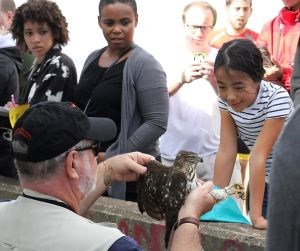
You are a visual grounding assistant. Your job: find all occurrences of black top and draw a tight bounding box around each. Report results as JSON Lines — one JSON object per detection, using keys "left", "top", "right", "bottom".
{"left": 0, "top": 46, "right": 22, "bottom": 106}
{"left": 75, "top": 55, "right": 126, "bottom": 150}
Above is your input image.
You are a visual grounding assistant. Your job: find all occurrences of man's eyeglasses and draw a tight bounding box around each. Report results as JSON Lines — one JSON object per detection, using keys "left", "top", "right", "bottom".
{"left": 74, "top": 141, "right": 101, "bottom": 157}
{"left": 185, "top": 24, "right": 214, "bottom": 34}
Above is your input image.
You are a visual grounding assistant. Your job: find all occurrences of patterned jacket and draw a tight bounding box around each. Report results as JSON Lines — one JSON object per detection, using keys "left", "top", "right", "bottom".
{"left": 23, "top": 44, "right": 77, "bottom": 105}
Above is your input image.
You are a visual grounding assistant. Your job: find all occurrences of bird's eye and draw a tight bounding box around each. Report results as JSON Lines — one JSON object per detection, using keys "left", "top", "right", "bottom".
{"left": 189, "top": 156, "right": 194, "bottom": 160}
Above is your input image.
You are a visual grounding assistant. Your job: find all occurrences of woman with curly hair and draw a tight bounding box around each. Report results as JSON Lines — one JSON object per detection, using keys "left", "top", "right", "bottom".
{"left": 9, "top": 0, "right": 77, "bottom": 105}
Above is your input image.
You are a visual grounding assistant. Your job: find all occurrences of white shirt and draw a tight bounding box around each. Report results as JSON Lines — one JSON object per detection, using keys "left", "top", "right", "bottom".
{"left": 160, "top": 48, "right": 220, "bottom": 160}
{"left": 0, "top": 189, "right": 124, "bottom": 251}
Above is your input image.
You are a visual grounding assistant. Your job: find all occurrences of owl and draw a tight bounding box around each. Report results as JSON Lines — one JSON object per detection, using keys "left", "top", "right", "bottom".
{"left": 137, "top": 150, "right": 202, "bottom": 248}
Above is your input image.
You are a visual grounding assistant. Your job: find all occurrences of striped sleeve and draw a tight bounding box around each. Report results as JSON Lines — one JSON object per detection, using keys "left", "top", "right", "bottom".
{"left": 266, "top": 87, "right": 294, "bottom": 119}
{"left": 218, "top": 98, "right": 228, "bottom": 111}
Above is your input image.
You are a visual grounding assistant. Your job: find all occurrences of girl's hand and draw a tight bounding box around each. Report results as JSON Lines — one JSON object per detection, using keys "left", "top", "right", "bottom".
{"left": 4, "top": 101, "right": 18, "bottom": 109}
{"left": 251, "top": 215, "right": 267, "bottom": 230}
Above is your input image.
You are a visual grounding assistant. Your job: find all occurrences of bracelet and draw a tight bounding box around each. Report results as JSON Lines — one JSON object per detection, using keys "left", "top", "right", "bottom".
{"left": 102, "top": 161, "right": 114, "bottom": 188}
{"left": 173, "top": 217, "right": 200, "bottom": 231}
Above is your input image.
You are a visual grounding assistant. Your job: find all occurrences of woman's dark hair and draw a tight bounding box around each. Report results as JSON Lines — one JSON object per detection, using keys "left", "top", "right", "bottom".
{"left": 98, "top": 0, "right": 137, "bottom": 16}
{"left": 11, "top": 0, "right": 69, "bottom": 52}
{"left": 214, "top": 39, "right": 265, "bottom": 82}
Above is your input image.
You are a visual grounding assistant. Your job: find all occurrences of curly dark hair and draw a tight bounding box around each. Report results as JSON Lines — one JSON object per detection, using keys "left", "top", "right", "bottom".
{"left": 99, "top": 0, "right": 137, "bottom": 16}
{"left": 11, "top": 0, "right": 69, "bottom": 52}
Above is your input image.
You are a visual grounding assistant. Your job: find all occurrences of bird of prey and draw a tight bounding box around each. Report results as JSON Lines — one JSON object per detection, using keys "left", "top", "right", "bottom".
{"left": 258, "top": 46, "right": 274, "bottom": 68}
{"left": 137, "top": 150, "right": 202, "bottom": 248}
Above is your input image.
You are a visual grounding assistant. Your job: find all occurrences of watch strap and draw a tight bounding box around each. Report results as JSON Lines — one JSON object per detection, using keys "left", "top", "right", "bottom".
{"left": 173, "top": 217, "right": 200, "bottom": 231}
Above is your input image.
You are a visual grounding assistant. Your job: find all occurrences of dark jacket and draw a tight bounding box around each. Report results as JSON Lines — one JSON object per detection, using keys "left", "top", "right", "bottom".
{"left": 291, "top": 46, "right": 300, "bottom": 108}
{"left": 0, "top": 46, "right": 22, "bottom": 106}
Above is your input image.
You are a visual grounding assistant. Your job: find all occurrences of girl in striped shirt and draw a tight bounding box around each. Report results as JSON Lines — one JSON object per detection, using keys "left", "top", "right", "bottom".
{"left": 213, "top": 39, "right": 294, "bottom": 230}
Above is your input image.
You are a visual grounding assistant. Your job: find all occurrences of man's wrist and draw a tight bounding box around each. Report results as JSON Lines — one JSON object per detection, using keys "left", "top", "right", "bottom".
{"left": 181, "top": 70, "right": 189, "bottom": 84}
{"left": 102, "top": 161, "right": 114, "bottom": 188}
{"left": 173, "top": 217, "right": 200, "bottom": 231}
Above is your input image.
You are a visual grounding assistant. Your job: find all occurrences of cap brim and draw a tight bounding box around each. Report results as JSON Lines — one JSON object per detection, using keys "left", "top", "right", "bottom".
{"left": 86, "top": 117, "right": 117, "bottom": 142}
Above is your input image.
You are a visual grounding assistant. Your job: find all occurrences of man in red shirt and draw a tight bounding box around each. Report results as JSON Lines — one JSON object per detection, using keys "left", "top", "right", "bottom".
{"left": 210, "top": 0, "right": 257, "bottom": 49}
{"left": 256, "top": 0, "right": 300, "bottom": 93}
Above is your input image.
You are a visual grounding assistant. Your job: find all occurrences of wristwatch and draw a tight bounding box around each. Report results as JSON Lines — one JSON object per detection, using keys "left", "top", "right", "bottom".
{"left": 173, "top": 217, "right": 200, "bottom": 231}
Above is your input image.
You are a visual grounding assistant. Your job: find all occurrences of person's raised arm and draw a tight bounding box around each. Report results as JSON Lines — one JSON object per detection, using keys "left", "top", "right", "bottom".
{"left": 79, "top": 152, "right": 154, "bottom": 216}
{"left": 168, "top": 60, "right": 216, "bottom": 96}
{"left": 168, "top": 181, "right": 216, "bottom": 251}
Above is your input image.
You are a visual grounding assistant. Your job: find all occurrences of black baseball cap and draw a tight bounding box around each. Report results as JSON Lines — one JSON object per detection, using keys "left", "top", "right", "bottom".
{"left": 12, "top": 101, "right": 117, "bottom": 162}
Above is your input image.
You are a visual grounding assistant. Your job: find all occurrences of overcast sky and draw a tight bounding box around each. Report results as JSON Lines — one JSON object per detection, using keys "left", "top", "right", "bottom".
{"left": 15, "top": 0, "right": 284, "bottom": 74}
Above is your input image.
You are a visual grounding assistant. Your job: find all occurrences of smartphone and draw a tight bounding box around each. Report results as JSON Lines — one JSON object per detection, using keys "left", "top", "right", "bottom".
{"left": 193, "top": 53, "right": 206, "bottom": 64}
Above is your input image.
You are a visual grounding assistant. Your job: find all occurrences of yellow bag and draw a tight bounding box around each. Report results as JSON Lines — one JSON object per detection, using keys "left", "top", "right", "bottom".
{"left": 9, "top": 104, "right": 30, "bottom": 128}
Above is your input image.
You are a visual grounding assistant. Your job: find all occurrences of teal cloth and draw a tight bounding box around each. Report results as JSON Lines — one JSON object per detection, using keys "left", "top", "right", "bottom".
{"left": 200, "top": 187, "right": 250, "bottom": 225}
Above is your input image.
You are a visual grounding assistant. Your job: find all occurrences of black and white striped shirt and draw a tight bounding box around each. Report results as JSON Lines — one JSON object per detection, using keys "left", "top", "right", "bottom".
{"left": 219, "top": 81, "right": 294, "bottom": 183}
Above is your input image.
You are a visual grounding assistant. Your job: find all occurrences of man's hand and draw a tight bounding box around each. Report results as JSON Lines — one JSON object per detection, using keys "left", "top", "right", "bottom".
{"left": 178, "top": 181, "right": 216, "bottom": 219}
{"left": 263, "top": 58, "right": 282, "bottom": 83}
{"left": 80, "top": 152, "right": 154, "bottom": 216}
{"left": 182, "top": 63, "right": 203, "bottom": 83}
{"left": 102, "top": 152, "right": 154, "bottom": 184}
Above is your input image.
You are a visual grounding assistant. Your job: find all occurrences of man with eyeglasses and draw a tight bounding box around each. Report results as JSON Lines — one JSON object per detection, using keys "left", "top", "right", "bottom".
{"left": 0, "top": 101, "right": 216, "bottom": 250}
{"left": 160, "top": 1, "right": 241, "bottom": 184}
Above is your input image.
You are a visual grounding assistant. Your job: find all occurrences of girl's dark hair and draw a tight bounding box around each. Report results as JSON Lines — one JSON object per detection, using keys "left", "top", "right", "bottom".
{"left": 98, "top": 0, "right": 137, "bottom": 16}
{"left": 11, "top": 0, "right": 69, "bottom": 52}
{"left": 214, "top": 39, "right": 265, "bottom": 82}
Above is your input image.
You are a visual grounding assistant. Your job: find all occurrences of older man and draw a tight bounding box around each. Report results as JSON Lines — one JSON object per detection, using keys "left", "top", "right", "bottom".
{"left": 159, "top": 1, "right": 242, "bottom": 184}
{"left": 0, "top": 101, "right": 216, "bottom": 250}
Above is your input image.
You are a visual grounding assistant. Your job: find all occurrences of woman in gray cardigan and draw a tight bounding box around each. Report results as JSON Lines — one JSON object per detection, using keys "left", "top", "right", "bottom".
{"left": 74, "top": 0, "right": 169, "bottom": 201}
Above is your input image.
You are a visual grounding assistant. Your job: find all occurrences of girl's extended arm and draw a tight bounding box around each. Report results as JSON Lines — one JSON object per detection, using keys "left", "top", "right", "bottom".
{"left": 249, "top": 117, "right": 285, "bottom": 229}
{"left": 213, "top": 110, "right": 238, "bottom": 187}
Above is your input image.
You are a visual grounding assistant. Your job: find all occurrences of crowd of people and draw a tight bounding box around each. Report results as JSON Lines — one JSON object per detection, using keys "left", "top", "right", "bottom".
{"left": 0, "top": 0, "right": 300, "bottom": 250}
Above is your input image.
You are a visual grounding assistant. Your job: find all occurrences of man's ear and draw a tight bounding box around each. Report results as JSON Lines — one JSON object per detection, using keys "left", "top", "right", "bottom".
{"left": 65, "top": 150, "right": 79, "bottom": 179}
{"left": 6, "top": 10, "right": 14, "bottom": 24}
